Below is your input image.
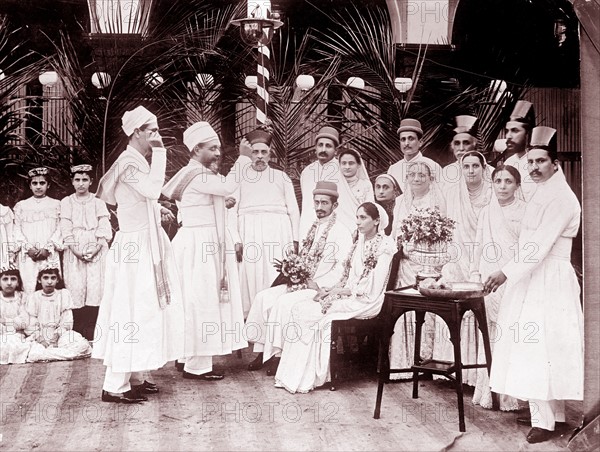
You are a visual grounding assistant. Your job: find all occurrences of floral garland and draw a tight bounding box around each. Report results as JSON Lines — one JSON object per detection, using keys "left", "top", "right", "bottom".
{"left": 320, "top": 233, "right": 383, "bottom": 314}
{"left": 299, "top": 212, "right": 337, "bottom": 279}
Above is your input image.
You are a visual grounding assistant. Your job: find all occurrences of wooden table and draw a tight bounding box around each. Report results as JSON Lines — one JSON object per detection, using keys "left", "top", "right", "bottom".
{"left": 373, "top": 288, "right": 499, "bottom": 432}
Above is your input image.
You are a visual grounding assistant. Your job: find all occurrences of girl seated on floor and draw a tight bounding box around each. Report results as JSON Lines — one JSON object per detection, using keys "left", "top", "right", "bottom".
{"left": 0, "top": 265, "right": 32, "bottom": 364}
{"left": 26, "top": 267, "right": 91, "bottom": 362}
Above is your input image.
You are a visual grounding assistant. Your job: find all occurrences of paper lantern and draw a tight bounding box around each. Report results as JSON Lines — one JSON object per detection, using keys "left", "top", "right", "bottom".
{"left": 245, "top": 75, "right": 258, "bottom": 90}
{"left": 346, "top": 77, "right": 365, "bottom": 90}
{"left": 91, "top": 72, "right": 111, "bottom": 89}
{"left": 39, "top": 71, "right": 59, "bottom": 87}
{"left": 394, "top": 77, "right": 413, "bottom": 93}
{"left": 295, "top": 74, "right": 315, "bottom": 90}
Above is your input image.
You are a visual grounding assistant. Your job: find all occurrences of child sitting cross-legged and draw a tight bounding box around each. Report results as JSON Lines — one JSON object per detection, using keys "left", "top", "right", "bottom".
{"left": 26, "top": 266, "right": 91, "bottom": 362}
{"left": 0, "top": 265, "right": 32, "bottom": 364}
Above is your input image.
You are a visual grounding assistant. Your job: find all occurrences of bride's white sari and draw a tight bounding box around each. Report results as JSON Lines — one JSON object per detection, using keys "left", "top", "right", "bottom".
{"left": 274, "top": 227, "right": 397, "bottom": 394}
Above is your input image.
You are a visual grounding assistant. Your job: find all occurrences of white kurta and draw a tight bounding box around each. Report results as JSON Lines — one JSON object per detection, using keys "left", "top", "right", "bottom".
{"left": 92, "top": 146, "right": 185, "bottom": 373}
{"left": 299, "top": 159, "right": 358, "bottom": 236}
{"left": 0, "top": 205, "right": 14, "bottom": 268}
{"left": 13, "top": 197, "right": 62, "bottom": 294}
{"left": 26, "top": 289, "right": 91, "bottom": 362}
{"left": 163, "top": 157, "right": 250, "bottom": 358}
{"left": 504, "top": 153, "right": 537, "bottom": 201}
{"left": 470, "top": 197, "right": 525, "bottom": 411}
{"left": 0, "top": 292, "right": 31, "bottom": 364}
{"left": 490, "top": 170, "right": 582, "bottom": 401}
{"left": 274, "top": 234, "right": 396, "bottom": 393}
{"left": 231, "top": 166, "right": 300, "bottom": 313}
{"left": 387, "top": 152, "right": 443, "bottom": 192}
{"left": 250, "top": 218, "right": 354, "bottom": 361}
{"left": 60, "top": 194, "right": 112, "bottom": 308}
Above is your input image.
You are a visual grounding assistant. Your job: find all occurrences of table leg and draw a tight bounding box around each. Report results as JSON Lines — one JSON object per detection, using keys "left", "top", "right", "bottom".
{"left": 449, "top": 314, "right": 466, "bottom": 432}
{"left": 374, "top": 326, "right": 393, "bottom": 419}
{"left": 412, "top": 311, "right": 425, "bottom": 399}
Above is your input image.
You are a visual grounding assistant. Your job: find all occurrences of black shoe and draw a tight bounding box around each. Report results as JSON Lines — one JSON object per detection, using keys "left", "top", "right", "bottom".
{"left": 247, "top": 353, "right": 264, "bottom": 371}
{"left": 182, "top": 370, "right": 224, "bottom": 381}
{"left": 526, "top": 427, "right": 554, "bottom": 444}
{"left": 101, "top": 389, "right": 145, "bottom": 404}
{"left": 133, "top": 381, "right": 159, "bottom": 394}
{"left": 265, "top": 357, "right": 280, "bottom": 376}
{"left": 517, "top": 416, "right": 566, "bottom": 427}
{"left": 175, "top": 362, "right": 184, "bottom": 372}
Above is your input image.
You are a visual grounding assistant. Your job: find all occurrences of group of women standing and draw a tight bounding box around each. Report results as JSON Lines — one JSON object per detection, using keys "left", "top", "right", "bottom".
{"left": 378, "top": 151, "right": 527, "bottom": 411}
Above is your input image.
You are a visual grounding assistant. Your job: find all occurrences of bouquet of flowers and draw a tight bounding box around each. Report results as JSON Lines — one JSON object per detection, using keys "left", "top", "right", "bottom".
{"left": 273, "top": 253, "right": 312, "bottom": 292}
{"left": 398, "top": 206, "right": 456, "bottom": 248}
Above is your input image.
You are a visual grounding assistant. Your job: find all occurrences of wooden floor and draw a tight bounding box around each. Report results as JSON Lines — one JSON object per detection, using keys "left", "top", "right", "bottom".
{"left": 0, "top": 351, "right": 582, "bottom": 451}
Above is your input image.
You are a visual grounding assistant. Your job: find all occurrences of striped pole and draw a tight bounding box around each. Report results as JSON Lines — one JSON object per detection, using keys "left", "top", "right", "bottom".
{"left": 256, "top": 42, "right": 270, "bottom": 124}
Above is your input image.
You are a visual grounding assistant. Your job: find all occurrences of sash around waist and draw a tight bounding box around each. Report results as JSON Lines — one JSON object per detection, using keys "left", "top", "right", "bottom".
{"left": 239, "top": 205, "right": 288, "bottom": 215}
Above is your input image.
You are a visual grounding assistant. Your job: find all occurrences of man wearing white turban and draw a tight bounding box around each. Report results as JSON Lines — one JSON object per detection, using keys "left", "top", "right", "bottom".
{"left": 162, "top": 121, "right": 252, "bottom": 380}
{"left": 93, "top": 106, "right": 185, "bottom": 404}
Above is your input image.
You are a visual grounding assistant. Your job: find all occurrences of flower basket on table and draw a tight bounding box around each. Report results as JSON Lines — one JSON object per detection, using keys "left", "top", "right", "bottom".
{"left": 273, "top": 253, "right": 312, "bottom": 292}
{"left": 398, "top": 206, "right": 456, "bottom": 286}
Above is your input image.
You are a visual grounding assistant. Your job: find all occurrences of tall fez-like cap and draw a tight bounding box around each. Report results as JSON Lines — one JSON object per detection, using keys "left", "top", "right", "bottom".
{"left": 183, "top": 121, "right": 220, "bottom": 152}
{"left": 315, "top": 126, "right": 340, "bottom": 145}
{"left": 397, "top": 118, "right": 423, "bottom": 138}
{"left": 453, "top": 115, "right": 478, "bottom": 136}
{"left": 528, "top": 126, "right": 557, "bottom": 152}
{"left": 508, "top": 100, "right": 535, "bottom": 127}
{"left": 246, "top": 129, "right": 272, "bottom": 146}
{"left": 313, "top": 181, "right": 339, "bottom": 198}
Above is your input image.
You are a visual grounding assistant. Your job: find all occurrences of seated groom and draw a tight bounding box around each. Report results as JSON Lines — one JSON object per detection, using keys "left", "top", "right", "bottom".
{"left": 244, "top": 181, "right": 353, "bottom": 373}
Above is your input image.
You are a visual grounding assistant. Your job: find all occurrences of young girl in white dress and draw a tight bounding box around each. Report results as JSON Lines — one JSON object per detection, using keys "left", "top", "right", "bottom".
{"left": 13, "top": 168, "right": 62, "bottom": 294}
{"left": 60, "top": 164, "right": 112, "bottom": 341}
{"left": 26, "top": 267, "right": 91, "bottom": 362}
{"left": 0, "top": 265, "right": 31, "bottom": 364}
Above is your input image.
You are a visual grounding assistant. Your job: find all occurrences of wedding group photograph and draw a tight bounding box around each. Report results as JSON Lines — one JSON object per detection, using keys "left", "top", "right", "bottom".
{"left": 0, "top": 0, "right": 598, "bottom": 451}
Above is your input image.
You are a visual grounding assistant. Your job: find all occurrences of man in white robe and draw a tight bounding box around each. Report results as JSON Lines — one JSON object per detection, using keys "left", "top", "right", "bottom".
{"left": 93, "top": 106, "right": 184, "bottom": 404}
{"left": 441, "top": 115, "right": 478, "bottom": 190}
{"left": 229, "top": 128, "right": 300, "bottom": 315}
{"left": 161, "top": 121, "right": 251, "bottom": 380}
{"left": 485, "top": 127, "right": 583, "bottom": 444}
{"left": 298, "top": 126, "right": 358, "bottom": 236}
{"left": 245, "top": 181, "right": 353, "bottom": 372}
{"left": 503, "top": 100, "right": 537, "bottom": 201}
{"left": 388, "top": 118, "right": 442, "bottom": 192}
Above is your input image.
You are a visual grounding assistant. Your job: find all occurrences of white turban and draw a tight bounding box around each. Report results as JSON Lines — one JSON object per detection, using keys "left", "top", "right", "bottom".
{"left": 121, "top": 106, "right": 157, "bottom": 136}
{"left": 183, "top": 121, "right": 220, "bottom": 152}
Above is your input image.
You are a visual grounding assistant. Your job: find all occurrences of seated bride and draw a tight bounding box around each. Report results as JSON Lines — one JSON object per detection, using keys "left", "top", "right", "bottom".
{"left": 273, "top": 202, "right": 396, "bottom": 393}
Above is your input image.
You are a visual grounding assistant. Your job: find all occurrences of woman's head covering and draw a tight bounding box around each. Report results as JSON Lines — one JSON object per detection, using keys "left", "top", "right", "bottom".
{"left": 373, "top": 202, "right": 389, "bottom": 233}
{"left": 374, "top": 174, "right": 401, "bottom": 197}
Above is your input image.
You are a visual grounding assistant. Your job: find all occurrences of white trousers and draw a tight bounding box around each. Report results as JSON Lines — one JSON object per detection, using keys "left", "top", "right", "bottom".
{"left": 103, "top": 368, "right": 145, "bottom": 393}
{"left": 529, "top": 399, "right": 565, "bottom": 431}
{"left": 183, "top": 356, "right": 212, "bottom": 375}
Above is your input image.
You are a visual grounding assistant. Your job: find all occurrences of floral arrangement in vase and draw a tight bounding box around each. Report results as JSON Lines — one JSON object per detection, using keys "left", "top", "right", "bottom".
{"left": 273, "top": 252, "right": 312, "bottom": 292}
{"left": 398, "top": 206, "right": 456, "bottom": 249}
{"left": 398, "top": 207, "right": 456, "bottom": 282}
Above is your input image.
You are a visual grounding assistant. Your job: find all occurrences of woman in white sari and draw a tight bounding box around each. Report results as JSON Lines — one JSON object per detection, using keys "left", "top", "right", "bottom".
{"left": 388, "top": 161, "right": 446, "bottom": 379}
{"left": 433, "top": 151, "right": 492, "bottom": 386}
{"left": 471, "top": 164, "right": 525, "bottom": 411}
{"left": 274, "top": 202, "right": 396, "bottom": 393}
{"left": 336, "top": 148, "right": 374, "bottom": 232}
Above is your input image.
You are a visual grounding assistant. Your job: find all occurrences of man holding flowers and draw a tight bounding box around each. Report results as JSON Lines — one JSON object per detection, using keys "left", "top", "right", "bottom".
{"left": 244, "top": 181, "right": 353, "bottom": 374}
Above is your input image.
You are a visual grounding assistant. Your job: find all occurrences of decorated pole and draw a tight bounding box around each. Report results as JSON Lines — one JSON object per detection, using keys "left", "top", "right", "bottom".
{"left": 250, "top": 1, "right": 272, "bottom": 125}
{"left": 232, "top": 1, "right": 282, "bottom": 124}
{"left": 256, "top": 41, "right": 270, "bottom": 124}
